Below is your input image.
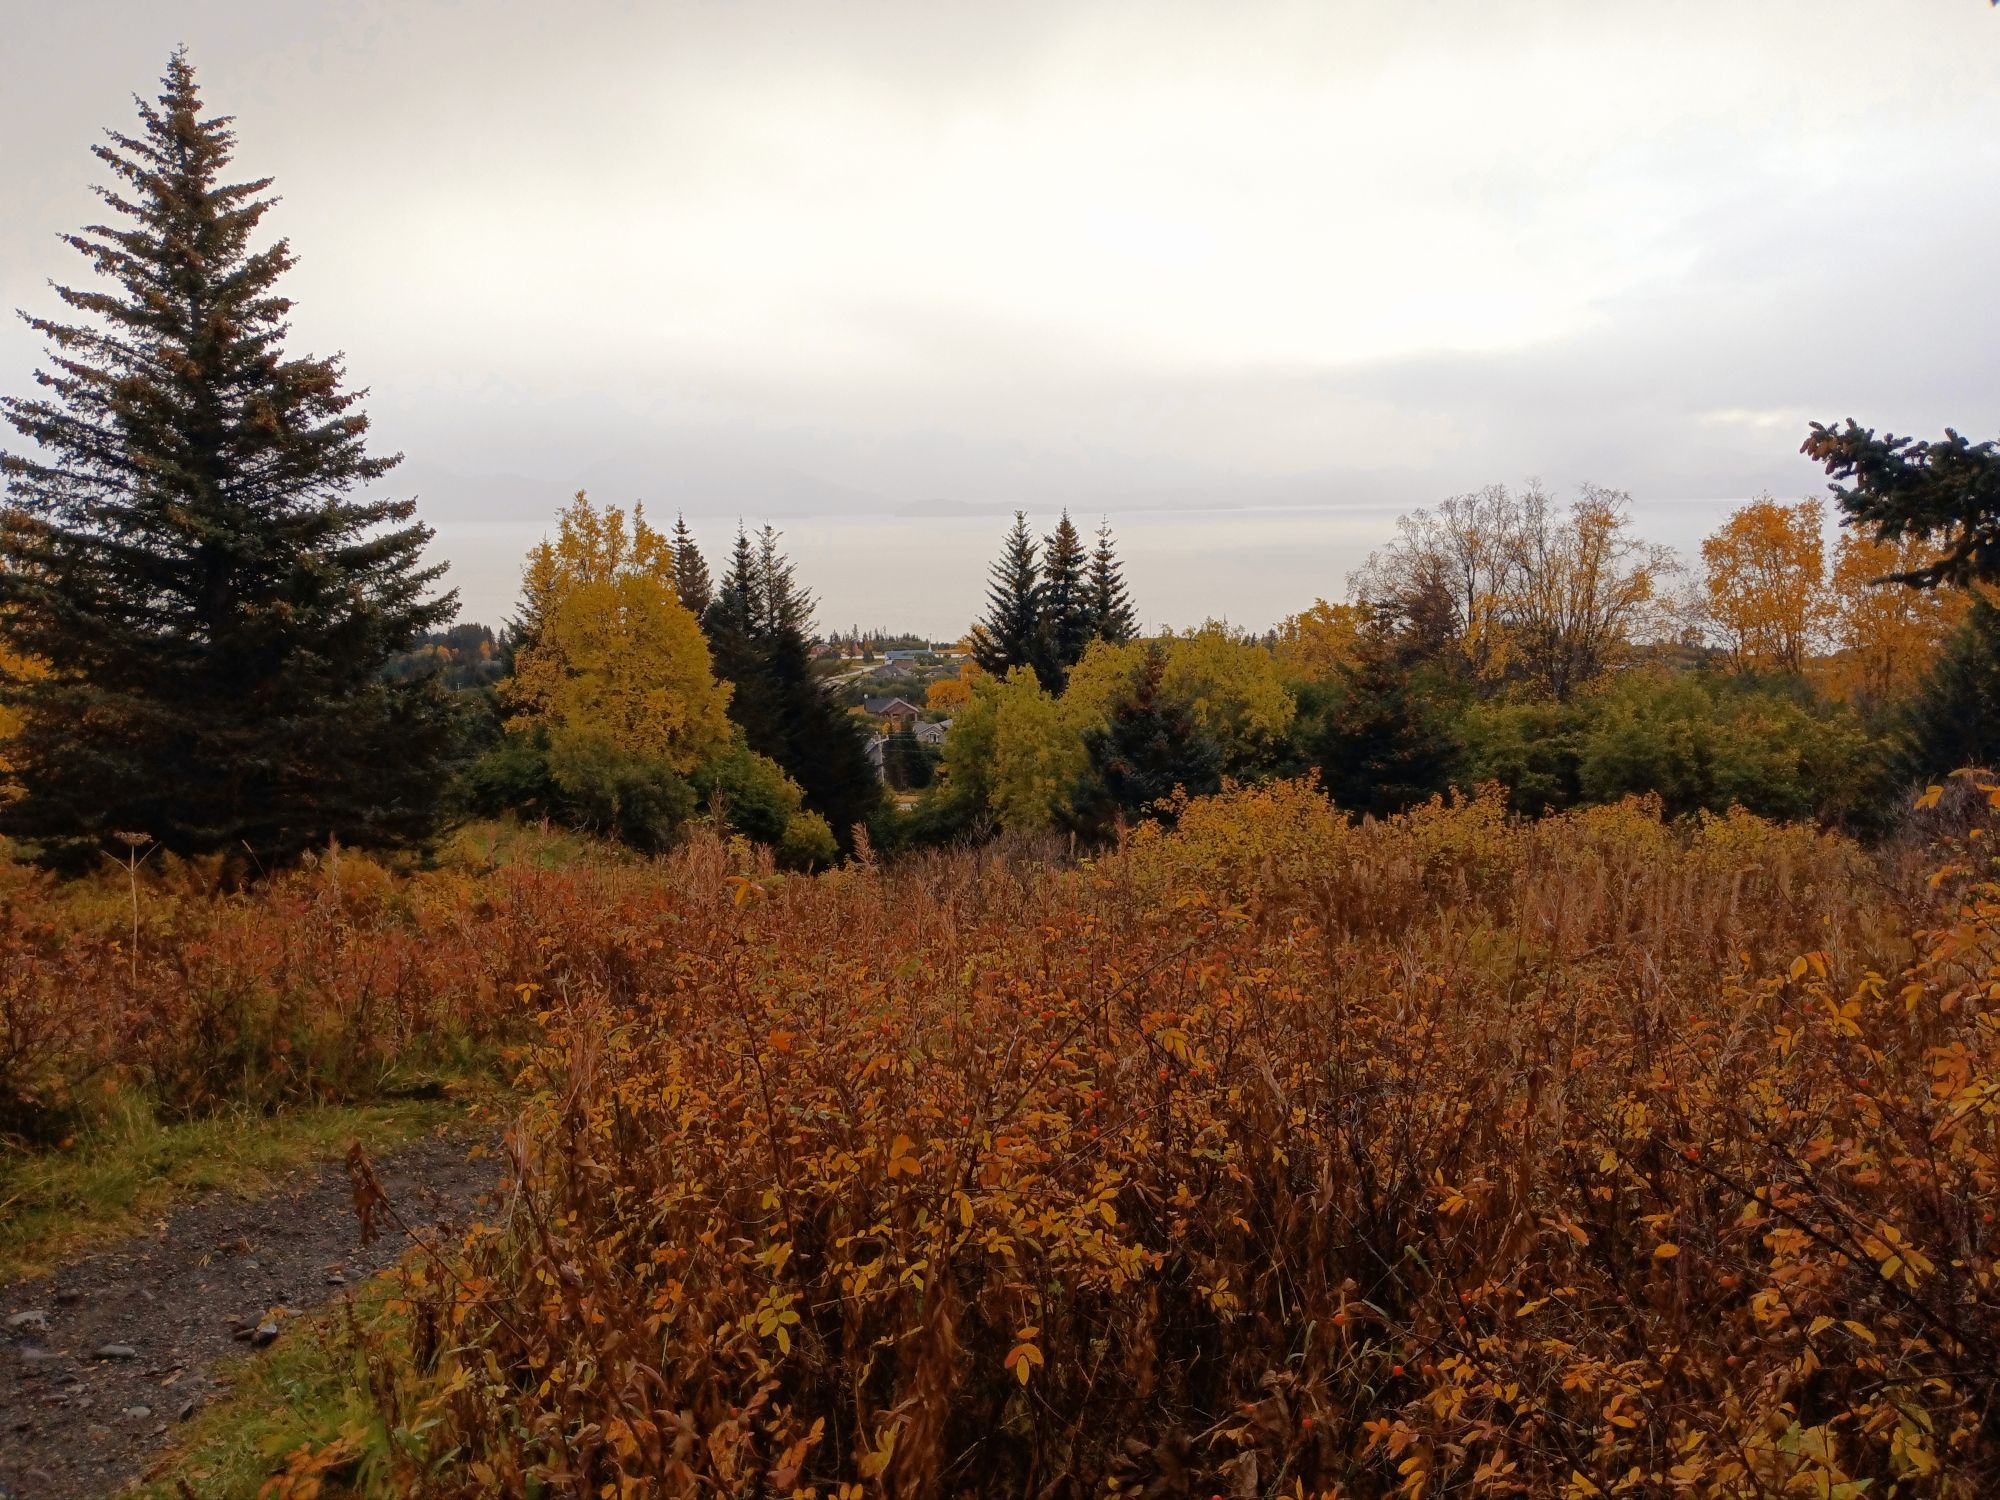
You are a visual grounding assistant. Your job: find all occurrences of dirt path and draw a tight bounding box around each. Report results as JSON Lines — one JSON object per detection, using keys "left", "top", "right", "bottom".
{"left": 0, "top": 1129, "right": 496, "bottom": 1500}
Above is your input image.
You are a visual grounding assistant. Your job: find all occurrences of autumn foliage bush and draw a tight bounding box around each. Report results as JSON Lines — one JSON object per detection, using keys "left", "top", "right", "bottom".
{"left": 0, "top": 839, "right": 637, "bottom": 1141}
{"left": 293, "top": 778, "right": 2000, "bottom": 1498}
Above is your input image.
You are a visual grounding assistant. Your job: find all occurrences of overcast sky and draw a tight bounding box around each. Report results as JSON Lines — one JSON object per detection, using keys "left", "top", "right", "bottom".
{"left": 3, "top": 1, "right": 1997, "bottom": 636}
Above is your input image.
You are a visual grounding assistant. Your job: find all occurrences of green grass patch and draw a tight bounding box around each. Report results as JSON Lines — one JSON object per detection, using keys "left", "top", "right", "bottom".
{"left": 128, "top": 1277, "right": 406, "bottom": 1499}
{"left": 0, "top": 1086, "right": 483, "bottom": 1284}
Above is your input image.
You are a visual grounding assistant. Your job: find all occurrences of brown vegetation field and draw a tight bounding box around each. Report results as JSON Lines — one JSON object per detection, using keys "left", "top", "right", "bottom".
{"left": 8, "top": 783, "right": 2000, "bottom": 1497}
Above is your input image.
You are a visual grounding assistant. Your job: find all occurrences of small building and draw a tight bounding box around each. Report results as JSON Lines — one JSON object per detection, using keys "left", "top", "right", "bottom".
{"left": 861, "top": 696, "right": 923, "bottom": 733}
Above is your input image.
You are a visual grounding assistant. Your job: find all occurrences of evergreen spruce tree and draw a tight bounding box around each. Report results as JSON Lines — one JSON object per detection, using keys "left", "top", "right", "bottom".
{"left": 1901, "top": 598, "right": 2000, "bottom": 779}
{"left": 1087, "top": 519, "right": 1139, "bottom": 644}
{"left": 1313, "top": 610, "right": 1460, "bottom": 818}
{"left": 882, "top": 727, "right": 932, "bottom": 791}
{"left": 1076, "top": 643, "right": 1221, "bottom": 832}
{"left": 1804, "top": 420, "right": 2000, "bottom": 589}
{"left": 0, "top": 52, "right": 458, "bottom": 868}
{"left": 1036, "top": 511, "right": 1092, "bottom": 692}
{"left": 704, "top": 526, "right": 879, "bottom": 846}
{"left": 753, "top": 525, "right": 814, "bottom": 640}
{"left": 704, "top": 528, "right": 778, "bottom": 742}
{"left": 671, "top": 512, "right": 712, "bottom": 617}
{"left": 970, "top": 511, "right": 1043, "bottom": 680}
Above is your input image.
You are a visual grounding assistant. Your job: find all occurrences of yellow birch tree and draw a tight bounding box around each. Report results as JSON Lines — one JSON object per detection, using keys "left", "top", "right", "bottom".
{"left": 1821, "top": 531, "right": 1970, "bottom": 708}
{"left": 1272, "top": 599, "right": 1365, "bottom": 683}
{"left": 1699, "top": 497, "right": 1830, "bottom": 675}
{"left": 508, "top": 494, "right": 733, "bottom": 773}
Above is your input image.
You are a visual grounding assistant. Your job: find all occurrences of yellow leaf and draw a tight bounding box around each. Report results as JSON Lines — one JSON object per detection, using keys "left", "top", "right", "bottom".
{"left": 857, "top": 1423, "right": 899, "bottom": 1479}
{"left": 1005, "top": 1341, "right": 1044, "bottom": 1384}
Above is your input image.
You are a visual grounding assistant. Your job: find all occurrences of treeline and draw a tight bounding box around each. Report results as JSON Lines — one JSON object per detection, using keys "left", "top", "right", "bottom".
{"left": 455, "top": 505, "right": 1156, "bottom": 858}
{"left": 910, "top": 467, "right": 1998, "bottom": 844}
{"left": 2, "top": 53, "right": 1997, "bottom": 881}
{"left": 822, "top": 628, "right": 935, "bottom": 655}
{"left": 968, "top": 510, "right": 1139, "bottom": 690}
{"left": 383, "top": 624, "right": 507, "bottom": 690}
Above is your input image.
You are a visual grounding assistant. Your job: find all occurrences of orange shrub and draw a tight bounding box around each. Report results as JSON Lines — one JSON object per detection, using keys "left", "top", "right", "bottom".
{"left": 0, "top": 836, "right": 662, "bottom": 1138}
{"left": 333, "top": 783, "right": 2000, "bottom": 1496}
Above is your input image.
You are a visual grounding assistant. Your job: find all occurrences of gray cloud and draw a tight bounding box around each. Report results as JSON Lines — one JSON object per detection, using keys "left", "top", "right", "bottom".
{"left": 3, "top": 0, "right": 1997, "bottom": 635}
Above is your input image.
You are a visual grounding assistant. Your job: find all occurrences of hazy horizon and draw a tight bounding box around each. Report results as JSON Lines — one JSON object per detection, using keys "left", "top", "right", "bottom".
{"left": 4, "top": 1, "right": 1996, "bottom": 637}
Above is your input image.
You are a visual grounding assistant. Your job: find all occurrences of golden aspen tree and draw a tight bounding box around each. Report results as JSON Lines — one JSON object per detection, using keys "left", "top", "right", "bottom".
{"left": 1272, "top": 599, "right": 1366, "bottom": 683}
{"left": 930, "top": 666, "right": 1085, "bottom": 832}
{"left": 925, "top": 676, "right": 972, "bottom": 713}
{"left": 508, "top": 494, "right": 733, "bottom": 773}
{"left": 515, "top": 491, "right": 673, "bottom": 644}
{"left": 1822, "top": 531, "right": 1970, "bottom": 707}
{"left": 1699, "top": 497, "right": 1830, "bottom": 675}
{"left": 1063, "top": 627, "right": 1294, "bottom": 773}
{"left": 987, "top": 667, "right": 1088, "bottom": 831}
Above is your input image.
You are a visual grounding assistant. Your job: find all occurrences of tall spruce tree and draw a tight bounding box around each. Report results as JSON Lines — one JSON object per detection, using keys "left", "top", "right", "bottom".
{"left": 704, "top": 526, "right": 879, "bottom": 846}
{"left": 971, "top": 511, "right": 1042, "bottom": 680}
{"left": 671, "top": 512, "right": 712, "bottom": 617}
{"left": 882, "top": 727, "right": 933, "bottom": 791}
{"left": 1036, "top": 511, "right": 1092, "bottom": 692}
{"left": 1901, "top": 598, "right": 2000, "bottom": 780}
{"left": 1313, "top": 608, "right": 1461, "bottom": 817}
{"left": 704, "top": 528, "right": 775, "bottom": 735}
{"left": 1088, "top": 519, "right": 1139, "bottom": 644}
{"left": 0, "top": 52, "right": 457, "bottom": 868}
{"left": 1803, "top": 420, "right": 2000, "bottom": 589}
{"left": 753, "top": 526, "right": 814, "bottom": 639}
{"left": 1076, "top": 642, "right": 1221, "bottom": 833}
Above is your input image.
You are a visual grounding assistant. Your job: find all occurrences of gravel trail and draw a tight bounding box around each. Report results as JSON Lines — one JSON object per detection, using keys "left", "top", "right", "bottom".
{"left": 0, "top": 1129, "right": 495, "bottom": 1500}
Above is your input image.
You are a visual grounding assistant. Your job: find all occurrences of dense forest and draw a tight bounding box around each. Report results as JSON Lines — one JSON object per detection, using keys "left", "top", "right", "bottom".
{"left": 3, "top": 50, "right": 2000, "bottom": 1500}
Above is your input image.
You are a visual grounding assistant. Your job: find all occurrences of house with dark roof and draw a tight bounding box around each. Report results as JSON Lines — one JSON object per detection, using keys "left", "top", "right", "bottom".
{"left": 861, "top": 696, "right": 923, "bottom": 733}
